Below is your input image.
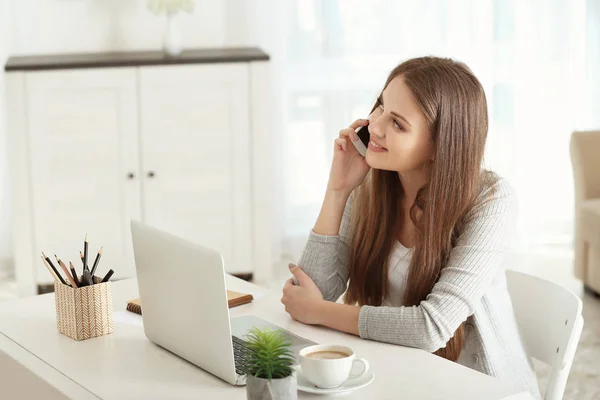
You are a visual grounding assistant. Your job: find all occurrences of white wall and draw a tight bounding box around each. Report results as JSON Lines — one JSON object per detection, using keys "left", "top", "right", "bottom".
{"left": 10, "top": 0, "right": 226, "bottom": 55}
{"left": 0, "top": 0, "right": 230, "bottom": 278}
{"left": 587, "top": 0, "right": 600, "bottom": 128}
{"left": 225, "top": 0, "right": 287, "bottom": 262}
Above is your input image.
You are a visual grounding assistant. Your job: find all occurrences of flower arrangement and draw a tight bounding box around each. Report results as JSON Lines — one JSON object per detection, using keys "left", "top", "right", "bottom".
{"left": 147, "top": 0, "right": 194, "bottom": 16}
{"left": 147, "top": 0, "right": 194, "bottom": 56}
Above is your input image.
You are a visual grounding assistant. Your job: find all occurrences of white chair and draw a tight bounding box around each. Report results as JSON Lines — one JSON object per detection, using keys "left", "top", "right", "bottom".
{"left": 506, "top": 270, "right": 584, "bottom": 400}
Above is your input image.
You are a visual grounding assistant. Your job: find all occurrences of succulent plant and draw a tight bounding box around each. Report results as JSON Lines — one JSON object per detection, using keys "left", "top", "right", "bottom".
{"left": 244, "top": 327, "right": 295, "bottom": 380}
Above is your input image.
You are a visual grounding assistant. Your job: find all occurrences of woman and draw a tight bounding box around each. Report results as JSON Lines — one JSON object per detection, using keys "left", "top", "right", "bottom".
{"left": 281, "top": 56, "right": 541, "bottom": 398}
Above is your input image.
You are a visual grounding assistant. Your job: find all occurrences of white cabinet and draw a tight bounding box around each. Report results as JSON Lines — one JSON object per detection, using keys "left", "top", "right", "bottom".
{"left": 6, "top": 52, "right": 272, "bottom": 296}
{"left": 25, "top": 69, "right": 141, "bottom": 285}
{"left": 139, "top": 64, "right": 252, "bottom": 273}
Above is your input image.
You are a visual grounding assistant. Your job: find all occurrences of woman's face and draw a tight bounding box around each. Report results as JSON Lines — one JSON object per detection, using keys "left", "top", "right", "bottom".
{"left": 365, "top": 76, "right": 434, "bottom": 173}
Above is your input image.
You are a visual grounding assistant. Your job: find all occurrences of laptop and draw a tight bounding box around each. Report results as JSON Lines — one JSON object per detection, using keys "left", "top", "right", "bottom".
{"left": 130, "top": 220, "right": 315, "bottom": 386}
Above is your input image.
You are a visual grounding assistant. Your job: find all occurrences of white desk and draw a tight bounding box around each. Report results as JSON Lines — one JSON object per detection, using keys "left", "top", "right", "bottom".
{"left": 0, "top": 276, "right": 533, "bottom": 400}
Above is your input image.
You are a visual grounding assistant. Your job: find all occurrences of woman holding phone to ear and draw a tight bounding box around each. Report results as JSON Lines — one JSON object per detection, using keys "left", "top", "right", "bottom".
{"left": 280, "top": 57, "right": 541, "bottom": 398}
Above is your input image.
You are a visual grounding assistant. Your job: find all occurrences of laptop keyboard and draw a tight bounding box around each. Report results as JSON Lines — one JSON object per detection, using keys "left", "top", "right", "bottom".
{"left": 232, "top": 336, "right": 256, "bottom": 376}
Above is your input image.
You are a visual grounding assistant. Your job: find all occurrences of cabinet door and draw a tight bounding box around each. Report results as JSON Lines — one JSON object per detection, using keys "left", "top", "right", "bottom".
{"left": 139, "top": 64, "right": 252, "bottom": 273}
{"left": 26, "top": 69, "right": 141, "bottom": 283}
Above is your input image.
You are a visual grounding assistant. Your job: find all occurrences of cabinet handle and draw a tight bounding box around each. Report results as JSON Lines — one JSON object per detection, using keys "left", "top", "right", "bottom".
{"left": 147, "top": 171, "right": 155, "bottom": 178}
{"left": 127, "top": 172, "right": 135, "bottom": 179}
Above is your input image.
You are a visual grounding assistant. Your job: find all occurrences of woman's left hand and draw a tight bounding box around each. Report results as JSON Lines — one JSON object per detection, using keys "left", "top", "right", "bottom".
{"left": 281, "top": 265, "right": 325, "bottom": 325}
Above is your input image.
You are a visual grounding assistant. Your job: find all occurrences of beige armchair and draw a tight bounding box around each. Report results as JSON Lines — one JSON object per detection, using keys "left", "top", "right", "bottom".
{"left": 570, "top": 130, "right": 600, "bottom": 296}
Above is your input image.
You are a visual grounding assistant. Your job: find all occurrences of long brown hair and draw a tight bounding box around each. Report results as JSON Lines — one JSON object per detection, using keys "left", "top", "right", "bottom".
{"left": 344, "top": 57, "right": 491, "bottom": 361}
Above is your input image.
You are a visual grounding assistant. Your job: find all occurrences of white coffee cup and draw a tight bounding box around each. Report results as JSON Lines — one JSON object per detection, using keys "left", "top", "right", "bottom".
{"left": 299, "top": 344, "right": 370, "bottom": 389}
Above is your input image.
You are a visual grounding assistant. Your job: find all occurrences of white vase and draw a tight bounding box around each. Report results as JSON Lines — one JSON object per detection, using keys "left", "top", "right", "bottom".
{"left": 164, "top": 12, "right": 182, "bottom": 56}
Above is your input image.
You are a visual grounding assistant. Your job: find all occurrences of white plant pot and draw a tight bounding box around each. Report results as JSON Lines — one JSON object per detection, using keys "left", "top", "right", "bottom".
{"left": 246, "top": 373, "right": 297, "bottom": 400}
{"left": 164, "top": 12, "right": 182, "bottom": 56}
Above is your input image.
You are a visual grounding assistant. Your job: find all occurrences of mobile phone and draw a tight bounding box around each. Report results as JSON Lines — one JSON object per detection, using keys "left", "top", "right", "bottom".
{"left": 352, "top": 124, "right": 370, "bottom": 157}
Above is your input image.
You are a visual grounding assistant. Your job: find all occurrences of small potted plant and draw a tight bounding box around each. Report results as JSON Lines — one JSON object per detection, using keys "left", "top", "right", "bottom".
{"left": 244, "top": 327, "right": 297, "bottom": 400}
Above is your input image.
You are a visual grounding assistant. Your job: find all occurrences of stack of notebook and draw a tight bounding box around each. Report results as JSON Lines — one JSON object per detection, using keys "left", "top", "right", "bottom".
{"left": 126, "top": 290, "right": 254, "bottom": 315}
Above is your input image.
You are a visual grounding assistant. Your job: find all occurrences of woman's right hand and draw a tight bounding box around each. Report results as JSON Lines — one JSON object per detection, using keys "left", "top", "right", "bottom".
{"left": 327, "top": 119, "right": 371, "bottom": 195}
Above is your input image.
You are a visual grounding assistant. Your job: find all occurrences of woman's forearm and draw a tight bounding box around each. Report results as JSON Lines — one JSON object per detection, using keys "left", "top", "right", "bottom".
{"left": 296, "top": 189, "right": 353, "bottom": 301}
{"left": 313, "top": 190, "right": 350, "bottom": 236}
{"left": 317, "top": 301, "right": 360, "bottom": 336}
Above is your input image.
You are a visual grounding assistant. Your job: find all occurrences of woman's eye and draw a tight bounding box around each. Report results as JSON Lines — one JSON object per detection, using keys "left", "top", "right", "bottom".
{"left": 393, "top": 120, "right": 404, "bottom": 131}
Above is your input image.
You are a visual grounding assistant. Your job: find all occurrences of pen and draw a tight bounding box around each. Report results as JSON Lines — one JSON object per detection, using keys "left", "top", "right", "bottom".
{"left": 83, "top": 268, "right": 93, "bottom": 286}
{"left": 42, "top": 252, "right": 66, "bottom": 285}
{"left": 55, "top": 255, "right": 78, "bottom": 288}
{"left": 100, "top": 269, "right": 114, "bottom": 283}
{"left": 79, "top": 251, "right": 85, "bottom": 281}
{"left": 80, "top": 250, "right": 93, "bottom": 285}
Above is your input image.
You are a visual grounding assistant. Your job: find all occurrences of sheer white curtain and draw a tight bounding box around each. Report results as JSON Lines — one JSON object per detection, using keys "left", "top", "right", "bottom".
{"left": 228, "top": 0, "right": 598, "bottom": 267}
{"left": 0, "top": 0, "right": 13, "bottom": 278}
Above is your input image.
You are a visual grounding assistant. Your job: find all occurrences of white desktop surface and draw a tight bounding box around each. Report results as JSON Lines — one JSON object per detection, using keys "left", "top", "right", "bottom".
{"left": 0, "top": 276, "right": 533, "bottom": 400}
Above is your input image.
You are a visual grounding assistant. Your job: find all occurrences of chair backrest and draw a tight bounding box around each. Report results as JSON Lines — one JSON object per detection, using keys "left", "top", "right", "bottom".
{"left": 506, "top": 270, "right": 583, "bottom": 400}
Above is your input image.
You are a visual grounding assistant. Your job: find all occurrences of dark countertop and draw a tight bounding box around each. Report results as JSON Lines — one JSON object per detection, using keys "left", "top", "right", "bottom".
{"left": 4, "top": 47, "right": 269, "bottom": 72}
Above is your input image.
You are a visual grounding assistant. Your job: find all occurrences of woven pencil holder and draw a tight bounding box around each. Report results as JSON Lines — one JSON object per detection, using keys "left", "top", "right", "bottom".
{"left": 54, "top": 278, "right": 114, "bottom": 341}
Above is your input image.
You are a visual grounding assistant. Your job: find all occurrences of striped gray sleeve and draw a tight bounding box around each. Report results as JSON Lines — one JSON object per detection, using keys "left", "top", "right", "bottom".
{"left": 358, "top": 180, "right": 517, "bottom": 351}
{"left": 296, "top": 195, "right": 353, "bottom": 301}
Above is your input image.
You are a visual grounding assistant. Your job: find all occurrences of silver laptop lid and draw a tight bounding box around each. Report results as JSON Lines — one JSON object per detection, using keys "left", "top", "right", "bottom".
{"left": 130, "top": 220, "right": 238, "bottom": 385}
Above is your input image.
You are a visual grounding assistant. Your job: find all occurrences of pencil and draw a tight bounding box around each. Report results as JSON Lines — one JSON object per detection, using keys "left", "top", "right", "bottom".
{"left": 90, "top": 247, "right": 103, "bottom": 277}
{"left": 69, "top": 262, "right": 82, "bottom": 287}
{"left": 100, "top": 269, "right": 114, "bottom": 283}
{"left": 42, "top": 252, "right": 66, "bottom": 285}
{"left": 55, "top": 255, "right": 78, "bottom": 288}
{"left": 41, "top": 256, "right": 61, "bottom": 284}
{"left": 83, "top": 234, "right": 89, "bottom": 272}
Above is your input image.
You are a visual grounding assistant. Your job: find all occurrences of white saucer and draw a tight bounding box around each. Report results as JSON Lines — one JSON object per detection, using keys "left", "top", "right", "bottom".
{"left": 293, "top": 365, "right": 375, "bottom": 395}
